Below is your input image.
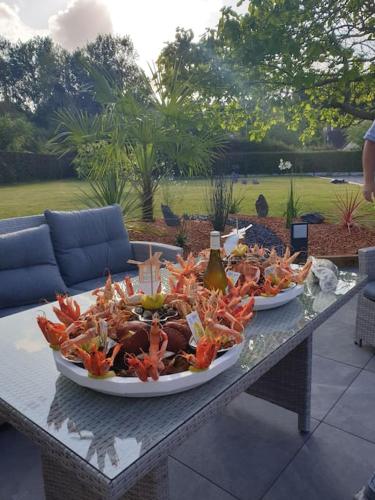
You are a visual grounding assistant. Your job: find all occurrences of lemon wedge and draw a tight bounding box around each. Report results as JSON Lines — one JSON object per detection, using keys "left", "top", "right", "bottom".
{"left": 141, "top": 293, "right": 165, "bottom": 310}
{"left": 232, "top": 244, "right": 248, "bottom": 257}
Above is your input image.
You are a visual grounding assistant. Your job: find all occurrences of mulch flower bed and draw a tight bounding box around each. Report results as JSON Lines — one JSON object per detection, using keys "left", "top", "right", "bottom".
{"left": 128, "top": 215, "right": 375, "bottom": 257}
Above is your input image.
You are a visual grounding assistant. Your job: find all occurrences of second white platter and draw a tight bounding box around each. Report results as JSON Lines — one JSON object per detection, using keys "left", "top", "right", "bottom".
{"left": 252, "top": 284, "right": 304, "bottom": 311}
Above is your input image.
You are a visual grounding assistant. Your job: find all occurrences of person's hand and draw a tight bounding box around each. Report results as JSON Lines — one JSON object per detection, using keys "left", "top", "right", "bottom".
{"left": 363, "top": 182, "right": 375, "bottom": 202}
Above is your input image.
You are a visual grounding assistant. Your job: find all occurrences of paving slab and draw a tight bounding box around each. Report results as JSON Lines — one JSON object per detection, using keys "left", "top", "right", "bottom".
{"left": 313, "top": 297, "right": 374, "bottom": 368}
{"left": 313, "top": 318, "right": 374, "bottom": 368}
{"left": 311, "top": 354, "right": 359, "bottom": 420}
{"left": 169, "top": 458, "right": 237, "bottom": 500}
{"left": 172, "top": 393, "right": 318, "bottom": 500}
{"left": 0, "top": 424, "right": 236, "bottom": 500}
{"left": 263, "top": 422, "right": 375, "bottom": 500}
{"left": 364, "top": 355, "right": 375, "bottom": 373}
{"left": 0, "top": 424, "right": 44, "bottom": 500}
{"left": 328, "top": 295, "right": 358, "bottom": 326}
{"left": 325, "top": 369, "right": 375, "bottom": 443}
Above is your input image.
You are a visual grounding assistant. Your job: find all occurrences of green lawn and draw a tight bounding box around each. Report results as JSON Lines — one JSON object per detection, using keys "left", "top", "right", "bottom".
{"left": 0, "top": 176, "right": 363, "bottom": 220}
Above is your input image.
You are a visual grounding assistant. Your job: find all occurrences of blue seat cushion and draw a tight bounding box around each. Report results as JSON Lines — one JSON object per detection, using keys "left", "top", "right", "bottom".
{"left": 0, "top": 303, "right": 37, "bottom": 318}
{"left": 71, "top": 270, "right": 138, "bottom": 293}
{"left": 363, "top": 281, "right": 375, "bottom": 301}
{"left": 0, "top": 225, "right": 67, "bottom": 309}
{"left": 45, "top": 205, "right": 135, "bottom": 287}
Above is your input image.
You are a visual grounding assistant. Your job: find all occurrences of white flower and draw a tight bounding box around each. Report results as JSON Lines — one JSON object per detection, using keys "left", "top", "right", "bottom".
{"left": 278, "top": 158, "right": 292, "bottom": 171}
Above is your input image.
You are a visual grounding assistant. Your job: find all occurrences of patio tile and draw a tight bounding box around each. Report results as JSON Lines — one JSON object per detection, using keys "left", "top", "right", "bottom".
{"left": 311, "top": 354, "right": 359, "bottom": 420}
{"left": 171, "top": 393, "right": 318, "bottom": 500}
{"left": 330, "top": 295, "right": 358, "bottom": 325}
{"left": 263, "top": 423, "right": 375, "bottom": 500}
{"left": 169, "top": 458, "right": 237, "bottom": 500}
{"left": 313, "top": 298, "right": 374, "bottom": 368}
{"left": 325, "top": 369, "right": 375, "bottom": 443}
{"left": 0, "top": 424, "right": 44, "bottom": 500}
{"left": 0, "top": 424, "right": 237, "bottom": 500}
{"left": 364, "top": 355, "right": 375, "bottom": 373}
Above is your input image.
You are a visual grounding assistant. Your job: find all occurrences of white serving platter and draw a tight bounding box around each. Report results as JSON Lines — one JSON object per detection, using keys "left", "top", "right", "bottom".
{"left": 252, "top": 284, "right": 304, "bottom": 311}
{"left": 53, "top": 342, "right": 243, "bottom": 397}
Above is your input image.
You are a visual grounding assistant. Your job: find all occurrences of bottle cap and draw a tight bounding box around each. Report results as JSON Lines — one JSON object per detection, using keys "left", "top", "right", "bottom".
{"left": 210, "top": 231, "right": 221, "bottom": 250}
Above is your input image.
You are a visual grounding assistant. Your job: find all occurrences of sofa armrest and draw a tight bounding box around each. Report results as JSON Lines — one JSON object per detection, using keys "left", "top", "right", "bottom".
{"left": 358, "top": 247, "right": 375, "bottom": 280}
{"left": 130, "top": 241, "right": 182, "bottom": 263}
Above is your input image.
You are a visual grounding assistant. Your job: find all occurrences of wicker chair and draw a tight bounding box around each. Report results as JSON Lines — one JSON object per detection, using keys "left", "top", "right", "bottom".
{"left": 355, "top": 247, "right": 375, "bottom": 347}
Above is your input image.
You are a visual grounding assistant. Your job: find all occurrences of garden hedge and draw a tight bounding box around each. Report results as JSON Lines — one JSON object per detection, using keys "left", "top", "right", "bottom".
{"left": 213, "top": 150, "right": 362, "bottom": 176}
{"left": 0, "top": 149, "right": 362, "bottom": 184}
{"left": 0, "top": 151, "right": 75, "bottom": 184}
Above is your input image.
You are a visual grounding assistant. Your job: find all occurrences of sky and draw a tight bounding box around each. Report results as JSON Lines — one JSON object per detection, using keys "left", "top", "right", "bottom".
{"left": 0, "top": 0, "right": 245, "bottom": 68}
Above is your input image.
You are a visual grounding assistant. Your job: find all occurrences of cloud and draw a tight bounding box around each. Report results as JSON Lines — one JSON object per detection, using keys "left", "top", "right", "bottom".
{"left": 0, "top": 2, "right": 46, "bottom": 42}
{"left": 108, "top": 0, "right": 247, "bottom": 68}
{"left": 49, "top": 0, "right": 113, "bottom": 51}
{"left": 0, "top": 0, "right": 246, "bottom": 66}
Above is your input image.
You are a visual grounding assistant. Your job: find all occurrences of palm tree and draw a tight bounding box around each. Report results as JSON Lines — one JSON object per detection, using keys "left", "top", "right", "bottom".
{"left": 51, "top": 62, "right": 226, "bottom": 221}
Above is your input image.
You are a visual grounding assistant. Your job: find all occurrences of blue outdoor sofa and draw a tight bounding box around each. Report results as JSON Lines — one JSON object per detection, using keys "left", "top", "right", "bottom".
{"left": 0, "top": 204, "right": 182, "bottom": 319}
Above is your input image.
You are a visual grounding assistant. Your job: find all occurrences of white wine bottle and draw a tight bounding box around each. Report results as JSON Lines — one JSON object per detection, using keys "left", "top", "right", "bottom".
{"left": 203, "top": 231, "right": 227, "bottom": 293}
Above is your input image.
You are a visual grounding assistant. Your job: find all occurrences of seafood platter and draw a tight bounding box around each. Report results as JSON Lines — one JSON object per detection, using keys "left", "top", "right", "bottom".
{"left": 37, "top": 240, "right": 311, "bottom": 397}
{"left": 198, "top": 239, "right": 312, "bottom": 311}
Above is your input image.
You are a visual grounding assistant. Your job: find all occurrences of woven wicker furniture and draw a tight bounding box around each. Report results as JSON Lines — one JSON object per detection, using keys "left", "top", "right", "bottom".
{"left": 0, "top": 213, "right": 182, "bottom": 263}
{"left": 355, "top": 247, "right": 375, "bottom": 347}
{"left": 0, "top": 270, "right": 364, "bottom": 500}
{"left": 0, "top": 212, "right": 182, "bottom": 318}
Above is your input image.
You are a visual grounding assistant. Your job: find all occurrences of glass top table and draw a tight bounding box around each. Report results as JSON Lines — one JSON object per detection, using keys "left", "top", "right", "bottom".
{"left": 0, "top": 269, "right": 365, "bottom": 499}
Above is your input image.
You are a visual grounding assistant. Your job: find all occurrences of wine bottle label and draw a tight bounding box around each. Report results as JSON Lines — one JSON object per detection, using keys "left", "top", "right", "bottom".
{"left": 210, "top": 231, "right": 221, "bottom": 250}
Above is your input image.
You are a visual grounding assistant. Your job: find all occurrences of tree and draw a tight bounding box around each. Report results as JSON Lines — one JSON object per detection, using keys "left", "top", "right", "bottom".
{"left": 0, "top": 34, "right": 143, "bottom": 130}
{"left": 0, "top": 37, "right": 66, "bottom": 120}
{"left": 214, "top": 0, "right": 375, "bottom": 140}
{"left": 83, "top": 34, "right": 144, "bottom": 93}
{"left": 157, "top": 28, "right": 250, "bottom": 134}
{"left": 160, "top": 2, "right": 375, "bottom": 142}
{"left": 345, "top": 120, "right": 373, "bottom": 147}
{"left": 51, "top": 64, "right": 225, "bottom": 221}
{"left": 0, "top": 113, "right": 44, "bottom": 152}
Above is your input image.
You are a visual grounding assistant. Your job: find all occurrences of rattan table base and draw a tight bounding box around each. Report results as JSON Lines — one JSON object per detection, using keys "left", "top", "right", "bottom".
{"left": 42, "top": 453, "right": 168, "bottom": 500}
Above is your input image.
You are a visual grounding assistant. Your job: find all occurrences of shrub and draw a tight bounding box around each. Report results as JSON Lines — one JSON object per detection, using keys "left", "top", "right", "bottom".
{"left": 79, "top": 171, "right": 142, "bottom": 225}
{"left": 229, "top": 188, "right": 245, "bottom": 214}
{"left": 0, "top": 151, "right": 74, "bottom": 184}
{"left": 278, "top": 159, "right": 300, "bottom": 228}
{"left": 206, "top": 176, "right": 234, "bottom": 232}
{"left": 284, "top": 178, "right": 300, "bottom": 228}
{"left": 334, "top": 189, "right": 374, "bottom": 233}
{"left": 175, "top": 220, "right": 189, "bottom": 249}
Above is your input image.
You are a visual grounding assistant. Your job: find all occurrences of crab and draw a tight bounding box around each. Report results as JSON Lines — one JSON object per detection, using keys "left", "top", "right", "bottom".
{"left": 52, "top": 295, "right": 81, "bottom": 326}
{"left": 182, "top": 336, "right": 219, "bottom": 371}
{"left": 165, "top": 253, "right": 206, "bottom": 279}
{"left": 75, "top": 343, "right": 122, "bottom": 379}
{"left": 126, "top": 317, "right": 168, "bottom": 381}
{"left": 37, "top": 316, "right": 68, "bottom": 350}
{"left": 195, "top": 289, "right": 253, "bottom": 346}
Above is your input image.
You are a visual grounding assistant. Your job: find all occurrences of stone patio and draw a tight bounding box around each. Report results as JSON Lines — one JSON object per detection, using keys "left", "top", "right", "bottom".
{"left": 1, "top": 294, "right": 375, "bottom": 500}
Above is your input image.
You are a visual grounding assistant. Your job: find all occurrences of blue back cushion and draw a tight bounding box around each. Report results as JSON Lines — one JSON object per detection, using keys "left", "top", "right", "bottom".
{"left": 0, "top": 225, "right": 67, "bottom": 308}
{"left": 44, "top": 205, "right": 134, "bottom": 286}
